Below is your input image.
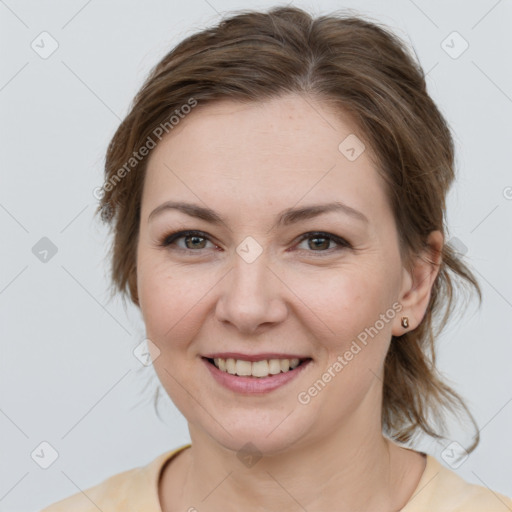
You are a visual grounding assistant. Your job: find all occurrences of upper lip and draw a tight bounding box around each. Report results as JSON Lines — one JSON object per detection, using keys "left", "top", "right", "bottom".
{"left": 202, "top": 352, "right": 311, "bottom": 362}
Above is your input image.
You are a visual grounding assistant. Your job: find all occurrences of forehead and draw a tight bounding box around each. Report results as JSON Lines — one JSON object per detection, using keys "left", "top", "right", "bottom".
{"left": 148, "top": 95, "right": 366, "bottom": 170}
{"left": 142, "top": 94, "right": 390, "bottom": 225}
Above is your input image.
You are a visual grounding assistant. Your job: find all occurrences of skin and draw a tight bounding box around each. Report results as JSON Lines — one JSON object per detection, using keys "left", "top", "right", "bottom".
{"left": 136, "top": 93, "right": 443, "bottom": 512}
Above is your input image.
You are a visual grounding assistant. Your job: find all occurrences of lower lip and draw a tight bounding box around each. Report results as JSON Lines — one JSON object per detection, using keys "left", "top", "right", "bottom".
{"left": 203, "top": 358, "right": 312, "bottom": 394}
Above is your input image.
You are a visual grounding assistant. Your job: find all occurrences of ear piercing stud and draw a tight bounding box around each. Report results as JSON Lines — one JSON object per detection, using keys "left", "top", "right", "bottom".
{"left": 401, "top": 316, "right": 409, "bottom": 329}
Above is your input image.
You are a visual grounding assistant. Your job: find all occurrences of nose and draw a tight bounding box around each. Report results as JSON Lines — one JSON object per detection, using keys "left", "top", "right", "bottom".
{"left": 215, "top": 252, "right": 288, "bottom": 335}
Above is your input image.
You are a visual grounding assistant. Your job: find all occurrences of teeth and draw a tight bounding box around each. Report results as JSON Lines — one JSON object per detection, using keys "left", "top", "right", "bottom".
{"left": 252, "top": 360, "right": 269, "bottom": 377}
{"left": 211, "top": 357, "right": 304, "bottom": 377}
{"left": 268, "top": 359, "right": 281, "bottom": 375}
{"left": 226, "top": 358, "right": 236, "bottom": 374}
{"left": 235, "top": 359, "right": 252, "bottom": 376}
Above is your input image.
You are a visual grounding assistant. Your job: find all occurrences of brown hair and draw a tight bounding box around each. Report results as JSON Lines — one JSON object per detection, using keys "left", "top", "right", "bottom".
{"left": 97, "top": 6, "right": 482, "bottom": 451}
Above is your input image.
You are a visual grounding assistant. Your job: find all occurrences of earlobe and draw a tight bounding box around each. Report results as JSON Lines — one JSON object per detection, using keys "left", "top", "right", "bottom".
{"left": 393, "top": 231, "right": 443, "bottom": 335}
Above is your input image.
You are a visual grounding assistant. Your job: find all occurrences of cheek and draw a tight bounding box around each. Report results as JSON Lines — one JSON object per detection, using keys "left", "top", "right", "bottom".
{"left": 290, "top": 265, "right": 399, "bottom": 393}
{"left": 137, "top": 256, "right": 206, "bottom": 349}
{"left": 290, "top": 265, "right": 392, "bottom": 342}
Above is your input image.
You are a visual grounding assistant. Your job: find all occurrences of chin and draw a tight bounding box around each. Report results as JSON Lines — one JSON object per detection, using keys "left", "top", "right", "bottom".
{"left": 191, "top": 408, "right": 314, "bottom": 457}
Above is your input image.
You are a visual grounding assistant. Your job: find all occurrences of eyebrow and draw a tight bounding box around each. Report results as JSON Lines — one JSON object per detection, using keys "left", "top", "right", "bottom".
{"left": 148, "top": 200, "right": 369, "bottom": 228}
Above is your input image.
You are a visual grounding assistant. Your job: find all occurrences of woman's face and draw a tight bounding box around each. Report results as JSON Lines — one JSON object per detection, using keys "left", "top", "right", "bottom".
{"left": 136, "top": 94, "right": 414, "bottom": 454}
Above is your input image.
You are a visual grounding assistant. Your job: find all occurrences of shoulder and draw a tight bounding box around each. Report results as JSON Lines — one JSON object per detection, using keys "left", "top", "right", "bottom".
{"left": 402, "top": 454, "right": 512, "bottom": 512}
{"left": 39, "top": 445, "right": 191, "bottom": 512}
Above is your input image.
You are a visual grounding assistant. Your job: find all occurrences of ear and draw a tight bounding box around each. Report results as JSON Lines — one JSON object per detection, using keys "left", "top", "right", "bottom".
{"left": 392, "top": 230, "right": 443, "bottom": 335}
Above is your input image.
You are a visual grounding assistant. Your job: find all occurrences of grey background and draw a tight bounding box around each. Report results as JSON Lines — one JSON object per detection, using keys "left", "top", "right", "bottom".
{"left": 0, "top": 0, "right": 511, "bottom": 510}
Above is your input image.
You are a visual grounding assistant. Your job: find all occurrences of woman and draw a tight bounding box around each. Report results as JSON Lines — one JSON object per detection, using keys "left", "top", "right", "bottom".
{"left": 41, "top": 5, "right": 512, "bottom": 512}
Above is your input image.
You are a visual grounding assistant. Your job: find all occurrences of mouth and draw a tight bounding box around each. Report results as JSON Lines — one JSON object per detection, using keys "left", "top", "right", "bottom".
{"left": 202, "top": 356, "right": 312, "bottom": 378}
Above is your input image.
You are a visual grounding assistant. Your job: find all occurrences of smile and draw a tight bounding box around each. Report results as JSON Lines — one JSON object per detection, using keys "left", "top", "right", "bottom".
{"left": 202, "top": 355, "right": 312, "bottom": 394}
{"left": 207, "top": 357, "right": 307, "bottom": 378}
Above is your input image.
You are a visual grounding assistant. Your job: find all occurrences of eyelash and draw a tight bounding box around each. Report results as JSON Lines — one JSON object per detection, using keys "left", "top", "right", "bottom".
{"left": 158, "top": 230, "right": 352, "bottom": 256}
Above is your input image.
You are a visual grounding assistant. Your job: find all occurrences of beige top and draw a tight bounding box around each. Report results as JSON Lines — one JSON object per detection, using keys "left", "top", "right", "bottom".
{"left": 40, "top": 444, "right": 512, "bottom": 511}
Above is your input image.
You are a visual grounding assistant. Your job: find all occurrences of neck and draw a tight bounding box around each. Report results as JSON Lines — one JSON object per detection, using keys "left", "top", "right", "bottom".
{"left": 161, "top": 412, "right": 425, "bottom": 512}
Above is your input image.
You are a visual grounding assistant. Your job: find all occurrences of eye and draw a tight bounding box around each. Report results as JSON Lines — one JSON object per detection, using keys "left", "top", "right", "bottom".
{"left": 158, "top": 230, "right": 351, "bottom": 256}
{"left": 294, "top": 231, "right": 351, "bottom": 255}
{"left": 159, "top": 230, "right": 217, "bottom": 253}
